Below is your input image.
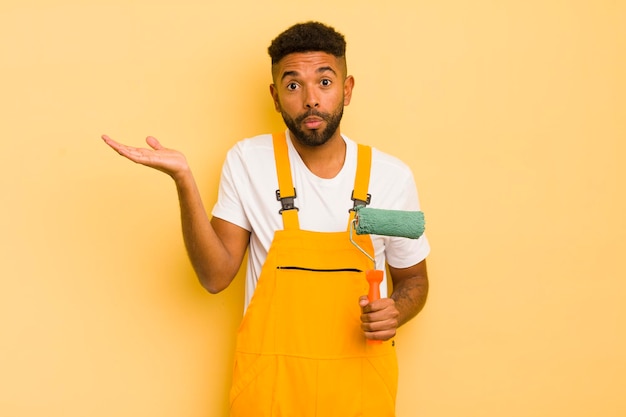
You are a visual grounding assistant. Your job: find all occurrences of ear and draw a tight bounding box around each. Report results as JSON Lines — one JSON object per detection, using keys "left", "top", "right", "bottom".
{"left": 269, "top": 84, "right": 281, "bottom": 112}
{"left": 343, "top": 75, "right": 355, "bottom": 106}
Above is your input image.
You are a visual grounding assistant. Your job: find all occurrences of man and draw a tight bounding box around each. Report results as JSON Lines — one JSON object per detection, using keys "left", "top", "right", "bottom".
{"left": 103, "top": 21, "right": 429, "bottom": 417}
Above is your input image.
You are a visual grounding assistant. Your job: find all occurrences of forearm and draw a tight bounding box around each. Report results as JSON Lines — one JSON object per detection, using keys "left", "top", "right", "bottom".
{"left": 389, "top": 260, "right": 429, "bottom": 327}
{"left": 174, "top": 170, "right": 240, "bottom": 293}
{"left": 102, "top": 134, "right": 243, "bottom": 291}
{"left": 390, "top": 275, "right": 428, "bottom": 327}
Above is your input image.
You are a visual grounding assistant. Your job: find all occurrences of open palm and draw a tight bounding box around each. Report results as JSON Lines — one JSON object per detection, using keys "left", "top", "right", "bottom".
{"left": 102, "top": 135, "right": 189, "bottom": 180}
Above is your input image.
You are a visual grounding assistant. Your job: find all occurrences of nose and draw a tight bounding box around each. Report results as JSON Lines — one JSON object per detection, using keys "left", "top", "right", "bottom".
{"left": 304, "top": 87, "right": 319, "bottom": 109}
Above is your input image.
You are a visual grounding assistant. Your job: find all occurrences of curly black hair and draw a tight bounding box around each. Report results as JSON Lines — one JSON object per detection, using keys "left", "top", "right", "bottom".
{"left": 268, "top": 21, "right": 346, "bottom": 65}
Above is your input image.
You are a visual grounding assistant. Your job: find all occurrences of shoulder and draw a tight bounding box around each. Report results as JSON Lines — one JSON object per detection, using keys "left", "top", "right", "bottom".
{"left": 370, "top": 148, "right": 417, "bottom": 207}
{"left": 347, "top": 137, "right": 419, "bottom": 210}
{"left": 343, "top": 134, "right": 412, "bottom": 174}
{"left": 371, "top": 147, "right": 413, "bottom": 176}
{"left": 222, "top": 133, "right": 276, "bottom": 173}
{"left": 227, "top": 133, "right": 274, "bottom": 158}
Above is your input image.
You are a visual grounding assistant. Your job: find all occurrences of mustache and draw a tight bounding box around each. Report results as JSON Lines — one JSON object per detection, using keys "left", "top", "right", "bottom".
{"left": 295, "top": 110, "right": 330, "bottom": 124}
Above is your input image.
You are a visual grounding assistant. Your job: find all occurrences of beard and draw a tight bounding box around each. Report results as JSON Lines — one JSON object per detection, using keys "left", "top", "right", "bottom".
{"left": 281, "top": 105, "right": 344, "bottom": 147}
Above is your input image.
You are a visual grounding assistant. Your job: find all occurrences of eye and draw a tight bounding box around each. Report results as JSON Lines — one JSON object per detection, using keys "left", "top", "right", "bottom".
{"left": 287, "top": 82, "right": 299, "bottom": 91}
{"left": 320, "top": 79, "right": 332, "bottom": 87}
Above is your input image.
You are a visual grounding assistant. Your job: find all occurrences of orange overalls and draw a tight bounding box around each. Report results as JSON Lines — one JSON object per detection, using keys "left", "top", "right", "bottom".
{"left": 229, "top": 133, "right": 398, "bottom": 417}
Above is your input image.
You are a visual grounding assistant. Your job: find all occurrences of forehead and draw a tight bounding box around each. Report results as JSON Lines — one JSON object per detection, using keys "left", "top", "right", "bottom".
{"left": 272, "top": 51, "right": 346, "bottom": 80}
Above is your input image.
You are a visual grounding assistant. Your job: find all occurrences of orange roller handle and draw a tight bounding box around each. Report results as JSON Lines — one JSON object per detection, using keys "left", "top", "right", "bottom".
{"left": 367, "top": 269, "right": 383, "bottom": 303}
{"left": 366, "top": 269, "right": 384, "bottom": 345}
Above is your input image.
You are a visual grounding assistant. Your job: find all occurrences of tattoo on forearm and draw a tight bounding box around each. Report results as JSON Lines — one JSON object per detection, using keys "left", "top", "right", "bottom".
{"left": 391, "top": 277, "right": 428, "bottom": 325}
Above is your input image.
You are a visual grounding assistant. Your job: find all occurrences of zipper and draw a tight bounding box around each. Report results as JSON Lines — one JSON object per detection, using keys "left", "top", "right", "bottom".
{"left": 276, "top": 266, "right": 363, "bottom": 273}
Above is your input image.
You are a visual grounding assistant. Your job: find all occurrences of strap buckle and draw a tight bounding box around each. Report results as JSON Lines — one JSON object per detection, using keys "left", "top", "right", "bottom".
{"left": 350, "top": 190, "right": 371, "bottom": 212}
{"left": 276, "top": 189, "right": 298, "bottom": 214}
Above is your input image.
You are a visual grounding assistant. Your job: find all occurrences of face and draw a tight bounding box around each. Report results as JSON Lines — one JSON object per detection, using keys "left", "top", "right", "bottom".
{"left": 270, "top": 52, "right": 354, "bottom": 147}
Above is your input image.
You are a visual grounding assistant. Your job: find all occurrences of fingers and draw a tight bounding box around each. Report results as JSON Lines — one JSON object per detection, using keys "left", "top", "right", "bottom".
{"left": 102, "top": 134, "right": 130, "bottom": 156}
{"left": 101, "top": 134, "right": 162, "bottom": 164}
{"left": 360, "top": 297, "right": 399, "bottom": 340}
{"left": 101, "top": 134, "right": 189, "bottom": 180}
{"left": 363, "top": 328, "right": 396, "bottom": 341}
{"left": 360, "top": 297, "right": 395, "bottom": 315}
{"left": 101, "top": 134, "right": 117, "bottom": 148}
{"left": 101, "top": 134, "right": 142, "bottom": 162}
{"left": 361, "top": 317, "right": 398, "bottom": 340}
{"left": 101, "top": 135, "right": 162, "bottom": 150}
{"left": 146, "top": 136, "right": 163, "bottom": 150}
{"left": 101, "top": 134, "right": 129, "bottom": 152}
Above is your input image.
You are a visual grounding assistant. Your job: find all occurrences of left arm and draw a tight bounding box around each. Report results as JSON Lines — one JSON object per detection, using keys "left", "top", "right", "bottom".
{"left": 359, "top": 259, "right": 429, "bottom": 341}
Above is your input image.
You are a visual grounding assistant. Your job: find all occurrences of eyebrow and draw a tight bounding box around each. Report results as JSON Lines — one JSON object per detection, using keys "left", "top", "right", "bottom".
{"left": 280, "top": 66, "right": 338, "bottom": 81}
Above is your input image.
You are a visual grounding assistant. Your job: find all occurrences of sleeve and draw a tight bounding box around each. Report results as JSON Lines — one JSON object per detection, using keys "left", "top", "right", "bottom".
{"left": 211, "top": 145, "right": 252, "bottom": 231}
{"left": 382, "top": 168, "right": 431, "bottom": 269}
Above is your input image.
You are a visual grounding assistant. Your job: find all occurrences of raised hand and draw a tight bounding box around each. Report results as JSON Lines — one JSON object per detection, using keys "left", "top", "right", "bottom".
{"left": 101, "top": 135, "right": 190, "bottom": 181}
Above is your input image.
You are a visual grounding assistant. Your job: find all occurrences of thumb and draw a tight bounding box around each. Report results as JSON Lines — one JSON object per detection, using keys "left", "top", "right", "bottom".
{"left": 359, "top": 295, "right": 369, "bottom": 308}
{"left": 146, "top": 136, "right": 164, "bottom": 150}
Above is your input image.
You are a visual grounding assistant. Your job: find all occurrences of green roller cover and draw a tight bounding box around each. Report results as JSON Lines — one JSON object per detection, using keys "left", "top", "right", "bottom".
{"left": 355, "top": 207, "right": 425, "bottom": 239}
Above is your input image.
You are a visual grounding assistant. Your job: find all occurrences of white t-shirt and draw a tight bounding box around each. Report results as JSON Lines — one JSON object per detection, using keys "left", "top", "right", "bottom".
{"left": 212, "top": 130, "right": 430, "bottom": 308}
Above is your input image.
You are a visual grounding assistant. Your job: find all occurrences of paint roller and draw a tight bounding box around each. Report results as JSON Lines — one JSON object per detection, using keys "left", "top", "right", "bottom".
{"left": 349, "top": 206, "right": 425, "bottom": 344}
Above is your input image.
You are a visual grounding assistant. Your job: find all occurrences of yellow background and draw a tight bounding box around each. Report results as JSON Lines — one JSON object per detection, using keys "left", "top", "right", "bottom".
{"left": 1, "top": 1, "right": 624, "bottom": 416}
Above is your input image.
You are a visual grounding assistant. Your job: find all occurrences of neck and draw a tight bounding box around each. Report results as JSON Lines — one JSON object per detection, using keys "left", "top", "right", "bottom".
{"left": 289, "top": 130, "right": 346, "bottom": 179}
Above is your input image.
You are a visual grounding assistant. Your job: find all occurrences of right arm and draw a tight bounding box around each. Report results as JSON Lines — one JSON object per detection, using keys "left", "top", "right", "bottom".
{"left": 102, "top": 135, "right": 249, "bottom": 293}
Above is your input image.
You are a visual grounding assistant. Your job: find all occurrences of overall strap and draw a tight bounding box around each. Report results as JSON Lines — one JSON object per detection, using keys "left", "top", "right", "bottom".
{"left": 272, "top": 132, "right": 300, "bottom": 230}
{"left": 349, "top": 144, "right": 373, "bottom": 224}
